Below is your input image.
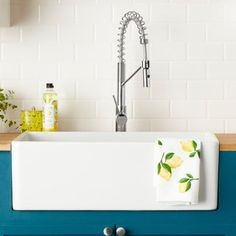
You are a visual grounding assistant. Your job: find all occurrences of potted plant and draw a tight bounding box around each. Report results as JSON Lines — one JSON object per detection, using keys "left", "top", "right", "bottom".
{"left": 0, "top": 88, "right": 17, "bottom": 129}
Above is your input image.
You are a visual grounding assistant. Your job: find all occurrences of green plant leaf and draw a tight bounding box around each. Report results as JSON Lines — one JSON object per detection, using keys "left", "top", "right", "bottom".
{"left": 0, "top": 87, "right": 18, "bottom": 128}
{"left": 162, "top": 163, "right": 172, "bottom": 174}
{"left": 157, "top": 140, "right": 163, "bottom": 146}
{"left": 192, "top": 140, "right": 197, "bottom": 150}
{"left": 186, "top": 181, "right": 191, "bottom": 192}
{"left": 197, "top": 150, "right": 201, "bottom": 158}
{"left": 179, "top": 178, "right": 189, "bottom": 183}
{"left": 157, "top": 163, "right": 161, "bottom": 174}
{"left": 189, "top": 152, "right": 196, "bottom": 158}
{"left": 186, "top": 173, "right": 193, "bottom": 178}
{"left": 165, "top": 152, "right": 175, "bottom": 161}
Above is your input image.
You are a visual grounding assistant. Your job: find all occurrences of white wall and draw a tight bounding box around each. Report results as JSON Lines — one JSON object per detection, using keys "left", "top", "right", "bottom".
{"left": 1, "top": 0, "right": 236, "bottom": 132}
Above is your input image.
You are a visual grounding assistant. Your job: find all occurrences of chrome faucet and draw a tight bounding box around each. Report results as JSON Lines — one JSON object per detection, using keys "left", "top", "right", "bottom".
{"left": 113, "top": 11, "right": 150, "bottom": 132}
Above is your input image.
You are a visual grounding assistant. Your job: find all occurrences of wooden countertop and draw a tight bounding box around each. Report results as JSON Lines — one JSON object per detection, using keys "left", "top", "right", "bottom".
{"left": 1, "top": 133, "right": 236, "bottom": 151}
{"left": 216, "top": 134, "right": 236, "bottom": 151}
{"left": 0, "top": 133, "right": 19, "bottom": 151}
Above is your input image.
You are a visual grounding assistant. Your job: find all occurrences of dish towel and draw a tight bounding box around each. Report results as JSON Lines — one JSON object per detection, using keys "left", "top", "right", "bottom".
{"left": 154, "top": 139, "right": 201, "bottom": 205}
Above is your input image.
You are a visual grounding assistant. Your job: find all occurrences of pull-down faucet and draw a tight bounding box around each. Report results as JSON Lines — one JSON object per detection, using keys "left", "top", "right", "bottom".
{"left": 113, "top": 11, "right": 150, "bottom": 132}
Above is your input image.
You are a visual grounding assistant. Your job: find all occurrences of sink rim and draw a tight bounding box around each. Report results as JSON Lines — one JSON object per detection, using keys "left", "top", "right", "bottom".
{"left": 13, "top": 131, "right": 219, "bottom": 143}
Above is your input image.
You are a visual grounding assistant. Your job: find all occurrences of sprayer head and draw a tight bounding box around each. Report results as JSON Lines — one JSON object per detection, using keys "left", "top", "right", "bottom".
{"left": 142, "top": 60, "right": 150, "bottom": 88}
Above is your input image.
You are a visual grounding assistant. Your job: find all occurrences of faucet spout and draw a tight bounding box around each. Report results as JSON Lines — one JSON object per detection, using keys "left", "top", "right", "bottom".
{"left": 114, "top": 11, "right": 150, "bottom": 132}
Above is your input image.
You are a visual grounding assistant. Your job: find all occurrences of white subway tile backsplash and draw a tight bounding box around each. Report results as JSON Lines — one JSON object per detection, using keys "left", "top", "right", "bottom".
{"left": 0, "top": 62, "right": 20, "bottom": 80}
{"left": 60, "top": 23, "right": 94, "bottom": 44}
{"left": 59, "top": 100, "right": 96, "bottom": 119}
{"left": 207, "top": 62, "right": 236, "bottom": 80}
{"left": 59, "top": 118, "right": 113, "bottom": 131}
{"left": 40, "top": 5, "right": 75, "bottom": 25}
{"left": 76, "top": 79, "right": 115, "bottom": 100}
{"left": 151, "top": 80, "right": 186, "bottom": 100}
{"left": 21, "top": 25, "right": 57, "bottom": 43}
{"left": 2, "top": 43, "right": 39, "bottom": 62}
{"left": 188, "top": 4, "right": 224, "bottom": 22}
{"left": 127, "top": 119, "right": 150, "bottom": 131}
{"left": 171, "top": 62, "right": 206, "bottom": 80}
{"left": 208, "top": 101, "right": 236, "bottom": 118}
{"left": 76, "top": 42, "right": 112, "bottom": 62}
{"left": 151, "top": 118, "right": 187, "bottom": 131}
{"left": 21, "top": 62, "right": 58, "bottom": 81}
{"left": 171, "top": 101, "right": 206, "bottom": 118}
{"left": 151, "top": 3, "right": 186, "bottom": 22}
{"left": 150, "top": 62, "right": 169, "bottom": 80}
{"left": 225, "top": 81, "right": 236, "bottom": 99}
{"left": 1, "top": 0, "right": 236, "bottom": 133}
{"left": 96, "top": 61, "right": 116, "bottom": 80}
{"left": 170, "top": 23, "right": 206, "bottom": 42}
{"left": 40, "top": 43, "right": 75, "bottom": 62}
{"left": 207, "top": 23, "right": 236, "bottom": 41}
{"left": 0, "top": 27, "right": 20, "bottom": 42}
{"left": 60, "top": 62, "right": 95, "bottom": 81}
{"left": 149, "top": 23, "right": 169, "bottom": 42}
{"left": 225, "top": 120, "right": 236, "bottom": 133}
{"left": 188, "top": 81, "right": 223, "bottom": 100}
{"left": 188, "top": 43, "right": 223, "bottom": 60}
{"left": 133, "top": 100, "right": 169, "bottom": 118}
{"left": 96, "top": 100, "right": 115, "bottom": 119}
{"left": 151, "top": 43, "right": 186, "bottom": 61}
{"left": 224, "top": 3, "right": 236, "bottom": 22}
{"left": 171, "top": 0, "right": 208, "bottom": 3}
{"left": 188, "top": 119, "right": 225, "bottom": 132}
{"left": 75, "top": 1, "right": 96, "bottom": 21}
{"left": 1, "top": 80, "right": 40, "bottom": 99}
{"left": 126, "top": 86, "right": 150, "bottom": 100}
{"left": 224, "top": 43, "right": 236, "bottom": 60}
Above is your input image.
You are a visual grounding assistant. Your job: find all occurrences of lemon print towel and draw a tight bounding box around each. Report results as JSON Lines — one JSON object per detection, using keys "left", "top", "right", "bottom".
{"left": 154, "top": 139, "right": 201, "bottom": 205}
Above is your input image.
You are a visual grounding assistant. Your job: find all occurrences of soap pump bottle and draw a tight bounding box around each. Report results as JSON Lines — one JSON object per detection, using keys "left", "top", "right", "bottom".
{"left": 42, "top": 83, "right": 58, "bottom": 131}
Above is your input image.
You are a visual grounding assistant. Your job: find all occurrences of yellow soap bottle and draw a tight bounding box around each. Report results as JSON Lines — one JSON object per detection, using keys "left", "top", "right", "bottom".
{"left": 43, "top": 83, "right": 58, "bottom": 131}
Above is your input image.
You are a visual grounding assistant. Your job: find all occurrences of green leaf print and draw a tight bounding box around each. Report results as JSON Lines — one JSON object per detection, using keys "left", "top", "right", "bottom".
{"left": 157, "top": 163, "right": 161, "bottom": 174}
{"left": 189, "top": 152, "right": 196, "bottom": 158}
{"left": 165, "top": 152, "right": 175, "bottom": 161}
{"left": 157, "top": 140, "right": 163, "bottom": 146}
{"left": 186, "top": 173, "right": 193, "bottom": 178}
{"left": 179, "top": 178, "right": 189, "bottom": 183}
{"left": 186, "top": 181, "right": 191, "bottom": 192}
{"left": 196, "top": 150, "right": 201, "bottom": 158}
{"left": 162, "top": 163, "right": 172, "bottom": 174}
{"left": 192, "top": 140, "right": 197, "bottom": 150}
{"left": 179, "top": 174, "right": 199, "bottom": 193}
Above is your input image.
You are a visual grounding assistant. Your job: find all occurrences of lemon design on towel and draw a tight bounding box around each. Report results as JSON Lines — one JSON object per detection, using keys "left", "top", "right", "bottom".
{"left": 157, "top": 152, "right": 183, "bottom": 181}
{"left": 165, "top": 153, "right": 183, "bottom": 168}
{"left": 180, "top": 140, "right": 201, "bottom": 158}
{"left": 157, "top": 153, "right": 172, "bottom": 181}
{"left": 156, "top": 140, "right": 183, "bottom": 181}
{"left": 179, "top": 173, "right": 199, "bottom": 193}
{"left": 159, "top": 164, "right": 172, "bottom": 181}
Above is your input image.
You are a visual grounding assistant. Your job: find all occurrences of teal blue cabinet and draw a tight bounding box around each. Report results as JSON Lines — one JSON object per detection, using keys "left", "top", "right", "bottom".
{"left": 0, "top": 150, "right": 235, "bottom": 235}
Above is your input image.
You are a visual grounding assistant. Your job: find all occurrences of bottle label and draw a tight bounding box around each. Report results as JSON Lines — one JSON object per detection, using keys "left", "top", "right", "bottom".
{"left": 43, "top": 104, "right": 55, "bottom": 130}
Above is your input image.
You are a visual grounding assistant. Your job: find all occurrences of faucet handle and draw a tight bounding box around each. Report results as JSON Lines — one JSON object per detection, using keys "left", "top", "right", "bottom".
{"left": 112, "top": 95, "right": 119, "bottom": 114}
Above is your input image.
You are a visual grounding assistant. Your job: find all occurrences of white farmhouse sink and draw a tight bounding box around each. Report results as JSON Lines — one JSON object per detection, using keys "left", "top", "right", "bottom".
{"left": 12, "top": 132, "right": 219, "bottom": 211}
